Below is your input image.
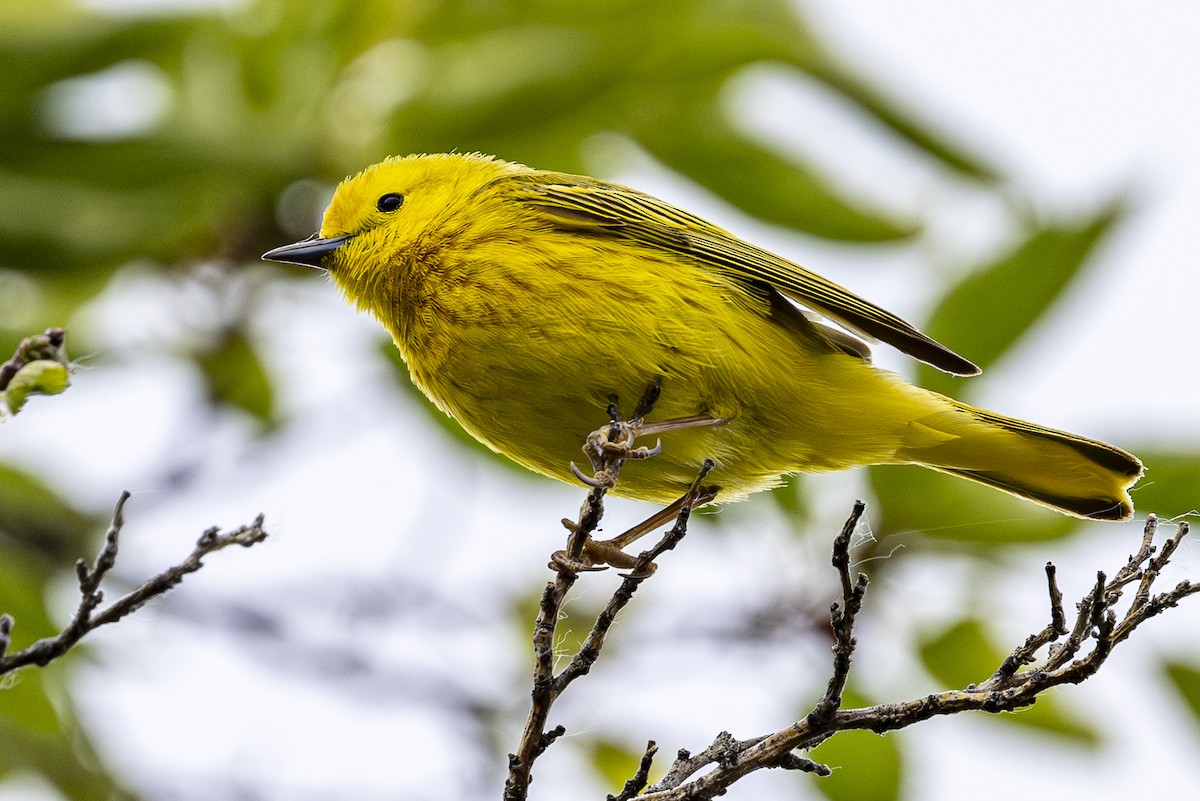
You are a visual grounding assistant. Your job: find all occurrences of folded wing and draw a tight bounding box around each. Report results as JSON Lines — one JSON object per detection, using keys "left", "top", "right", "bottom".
{"left": 507, "top": 174, "right": 980, "bottom": 376}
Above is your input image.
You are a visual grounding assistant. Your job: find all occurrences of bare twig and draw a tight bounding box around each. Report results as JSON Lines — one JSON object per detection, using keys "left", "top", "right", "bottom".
{"left": 994, "top": 562, "right": 1068, "bottom": 680}
{"left": 0, "top": 491, "right": 268, "bottom": 675}
{"left": 608, "top": 741, "right": 659, "bottom": 801}
{"left": 504, "top": 383, "right": 713, "bottom": 801}
{"left": 554, "top": 460, "right": 714, "bottom": 697}
{"left": 628, "top": 514, "right": 1196, "bottom": 801}
{"left": 808, "top": 500, "right": 868, "bottom": 726}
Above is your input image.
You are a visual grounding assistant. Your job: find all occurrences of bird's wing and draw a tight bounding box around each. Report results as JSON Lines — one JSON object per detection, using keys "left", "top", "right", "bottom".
{"left": 506, "top": 174, "right": 980, "bottom": 376}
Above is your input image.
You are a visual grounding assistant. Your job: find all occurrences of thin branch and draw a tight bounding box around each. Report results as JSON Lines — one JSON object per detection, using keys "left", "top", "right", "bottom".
{"left": 651, "top": 732, "right": 754, "bottom": 791}
{"left": 994, "top": 562, "right": 1067, "bottom": 680}
{"left": 632, "top": 513, "right": 1197, "bottom": 801}
{"left": 607, "top": 741, "right": 658, "bottom": 801}
{"left": 0, "top": 491, "right": 268, "bottom": 675}
{"left": 808, "top": 500, "right": 868, "bottom": 726}
{"left": 554, "top": 460, "right": 714, "bottom": 696}
{"left": 504, "top": 383, "right": 711, "bottom": 801}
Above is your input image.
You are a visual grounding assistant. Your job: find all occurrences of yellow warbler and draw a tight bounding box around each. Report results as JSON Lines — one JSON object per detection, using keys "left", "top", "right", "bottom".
{"left": 264, "top": 153, "right": 1141, "bottom": 520}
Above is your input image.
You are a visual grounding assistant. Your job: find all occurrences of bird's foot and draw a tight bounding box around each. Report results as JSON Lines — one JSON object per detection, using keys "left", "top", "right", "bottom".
{"left": 558, "top": 381, "right": 723, "bottom": 574}
{"left": 573, "top": 414, "right": 727, "bottom": 482}
{"left": 551, "top": 485, "right": 719, "bottom": 574}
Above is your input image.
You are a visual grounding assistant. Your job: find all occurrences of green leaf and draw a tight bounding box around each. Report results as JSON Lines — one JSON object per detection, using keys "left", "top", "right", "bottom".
{"left": 919, "top": 618, "right": 1099, "bottom": 745}
{"left": 0, "top": 723, "right": 136, "bottom": 801}
{"left": 0, "top": 554, "right": 55, "bottom": 643}
{"left": 1121, "top": 449, "right": 1200, "bottom": 521}
{"left": 809, "top": 688, "right": 902, "bottom": 801}
{"left": 869, "top": 464, "right": 1080, "bottom": 545}
{"left": 587, "top": 738, "right": 649, "bottom": 794}
{"left": 0, "top": 557, "right": 63, "bottom": 736}
{"left": 802, "top": 62, "right": 999, "bottom": 181}
{"left": 0, "top": 465, "right": 97, "bottom": 560}
{"left": 770, "top": 473, "right": 810, "bottom": 522}
{"left": 0, "top": 559, "right": 135, "bottom": 799}
{"left": 2, "top": 359, "right": 70, "bottom": 415}
{"left": 196, "top": 329, "right": 274, "bottom": 424}
{"left": 1163, "top": 660, "right": 1200, "bottom": 727}
{"left": 1002, "top": 699, "right": 1101, "bottom": 744}
{"left": 0, "top": 662, "right": 62, "bottom": 736}
{"left": 919, "top": 618, "right": 1003, "bottom": 688}
{"left": 640, "top": 116, "right": 918, "bottom": 243}
{"left": 919, "top": 201, "right": 1125, "bottom": 398}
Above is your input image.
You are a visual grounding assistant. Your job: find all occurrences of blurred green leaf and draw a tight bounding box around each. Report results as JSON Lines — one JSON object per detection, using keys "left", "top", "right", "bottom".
{"left": 0, "top": 723, "right": 138, "bottom": 801}
{"left": 919, "top": 618, "right": 997, "bottom": 687}
{"left": 640, "top": 115, "right": 917, "bottom": 242}
{"left": 919, "top": 200, "right": 1125, "bottom": 397}
{"left": 587, "top": 738, "right": 649, "bottom": 794}
{"left": 869, "top": 464, "right": 1080, "bottom": 545}
{"left": 0, "top": 465, "right": 98, "bottom": 561}
{"left": 0, "top": 547, "right": 72, "bottom": 741}
{"left": 0, "top": 561, "right": 120, "bottom": 796}
{"left": 1163, "top": 660, "right": 1200, "bottom": 727}
{"left": 0, "top": 663, "right": 61, "bottom": 736}
{"left": 809, "top": 688, "right": 902, "bottom": 801}
{"left": 1123, "top": 450, "right": 1200, "bottom": 520}
{"left": 769, "top": 473, "right": 810, "bottom": 522}
{"left": 0, "top": 553, "right": 56, "bottom": 646}
{"left": 196, "top": 328, "right": 274, "bottom": 424}
{"left": 510, "top": 588, "right": 597, "bottom": 663}
{"left": 998, "top": 698, "right": 1099, "bottom": 744}
{"left": 919, "top": 618, "right": 1099, "bottom": 745}
{"left": 801, "top": 62, "right": 999, "bottom": 181}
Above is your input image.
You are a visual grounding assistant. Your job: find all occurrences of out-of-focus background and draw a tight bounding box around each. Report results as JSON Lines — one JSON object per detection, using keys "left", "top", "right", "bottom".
{"left": 1, "top": 1, "right": 1198, "bottom": 799}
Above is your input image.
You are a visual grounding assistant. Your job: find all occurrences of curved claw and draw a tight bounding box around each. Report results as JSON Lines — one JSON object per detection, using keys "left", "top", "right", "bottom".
{"left": 570, "top": 461, "right": 609, "bottom": 488}
{"left": 626, "top": 439, "right": 662, "bottom": 460}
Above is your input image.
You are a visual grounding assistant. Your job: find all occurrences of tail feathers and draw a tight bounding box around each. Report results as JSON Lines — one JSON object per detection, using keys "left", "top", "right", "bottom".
{"left": 900, "top": 400, "right": 1143, "bottom": 521}
{"left": 931, "top": 465, "right": 1135, "bottom": 521}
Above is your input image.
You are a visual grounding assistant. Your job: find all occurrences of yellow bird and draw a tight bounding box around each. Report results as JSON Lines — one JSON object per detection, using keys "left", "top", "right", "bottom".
{"left": 264, "top": 153, "right": 1141, "bottom": 521}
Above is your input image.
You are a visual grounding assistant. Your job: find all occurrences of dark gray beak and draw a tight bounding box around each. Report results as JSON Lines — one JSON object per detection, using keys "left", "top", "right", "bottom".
{"left": 262, "top": 234, "right": 351, "bottom": 269}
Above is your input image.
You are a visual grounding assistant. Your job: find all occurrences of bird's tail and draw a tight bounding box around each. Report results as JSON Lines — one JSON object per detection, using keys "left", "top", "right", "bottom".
{"left": 896, "top": 398, "right": 1143, "bottom": 521}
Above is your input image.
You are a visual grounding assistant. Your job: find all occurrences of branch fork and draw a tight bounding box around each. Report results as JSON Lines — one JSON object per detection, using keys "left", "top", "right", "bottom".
{"left": 506, "top": 384, "right": 716, "bottom": 800}
{"left": 1, "top": 491, "right": 268, "bottom": 674}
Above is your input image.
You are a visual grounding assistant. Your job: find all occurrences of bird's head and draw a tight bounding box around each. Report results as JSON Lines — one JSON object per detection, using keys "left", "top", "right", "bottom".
{"left": 263, "top": 153, "right": 521, "bottom": 318}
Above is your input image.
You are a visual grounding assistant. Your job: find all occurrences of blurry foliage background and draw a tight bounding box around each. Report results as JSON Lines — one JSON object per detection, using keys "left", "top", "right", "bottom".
{"left": 1, "top": 1, "right": 1198, "bottom": 800}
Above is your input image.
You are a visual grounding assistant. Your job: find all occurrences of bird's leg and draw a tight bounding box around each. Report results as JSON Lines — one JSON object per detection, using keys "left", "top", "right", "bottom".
{"left": 566, "top": 417, "right": 723, "bottom": 571}
{"left": 581, "top": 485, "right": 719, "bottom": 570}
{"left": 557, "top": 379, "right": 725, "bottom": 571}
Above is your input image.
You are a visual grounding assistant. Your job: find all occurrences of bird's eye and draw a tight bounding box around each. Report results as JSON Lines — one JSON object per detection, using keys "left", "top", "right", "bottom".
{"left": 376, "top": 193, "right": 404, "bottom": 213}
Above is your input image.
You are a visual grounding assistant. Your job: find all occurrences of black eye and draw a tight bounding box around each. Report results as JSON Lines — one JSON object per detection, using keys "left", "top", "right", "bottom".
{"left": 376, "top": 193, "right": 404, "bottom": 212}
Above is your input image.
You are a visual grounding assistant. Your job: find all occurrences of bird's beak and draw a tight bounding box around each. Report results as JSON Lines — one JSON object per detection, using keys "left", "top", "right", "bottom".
{"left": 261, "top": 234, "right": 351, "bottom": 270}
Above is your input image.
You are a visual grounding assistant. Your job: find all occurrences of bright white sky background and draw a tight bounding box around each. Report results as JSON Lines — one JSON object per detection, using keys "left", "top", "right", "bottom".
{"left": 2, "top": 1, "right": 1199, "bottom": 800}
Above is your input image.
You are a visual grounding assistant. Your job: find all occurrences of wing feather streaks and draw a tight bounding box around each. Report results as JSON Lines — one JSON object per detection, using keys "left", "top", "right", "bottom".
{"left": 506, "top": 175, "right": 980, "bottom": 376}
